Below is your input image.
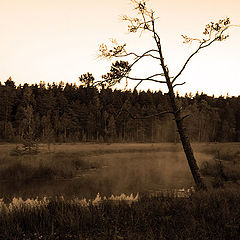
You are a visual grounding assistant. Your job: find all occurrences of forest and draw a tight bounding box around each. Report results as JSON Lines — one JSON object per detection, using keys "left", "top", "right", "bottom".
{"left": 0, "top": 76, "right": 240, "bottom": 143}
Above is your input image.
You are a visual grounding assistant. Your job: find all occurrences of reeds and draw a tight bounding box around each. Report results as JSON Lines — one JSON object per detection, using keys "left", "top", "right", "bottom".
{"left": 0, "top": 190, "right": 240, "bottom": 239}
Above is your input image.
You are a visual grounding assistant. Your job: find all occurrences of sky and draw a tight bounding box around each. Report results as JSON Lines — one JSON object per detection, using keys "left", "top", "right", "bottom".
{"left": 0, "top": 0, "right": 239, "bottom": 96}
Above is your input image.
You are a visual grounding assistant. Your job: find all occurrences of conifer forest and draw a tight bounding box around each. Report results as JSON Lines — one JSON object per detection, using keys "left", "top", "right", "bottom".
{"left": 1, "top": 77, "right": 239, "bottom": 144}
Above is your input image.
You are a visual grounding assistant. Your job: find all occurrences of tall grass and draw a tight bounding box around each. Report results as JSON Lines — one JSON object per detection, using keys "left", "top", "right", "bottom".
{"left": 0, "top": 190, "right": 240, "bottom": 239}
{"left": 0, "top": 151, "right": 101, "bottom": 182}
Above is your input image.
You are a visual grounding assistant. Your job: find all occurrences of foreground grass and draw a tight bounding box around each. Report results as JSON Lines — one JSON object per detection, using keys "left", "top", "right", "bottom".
{"left": 0, "top": 189, "right": 240, "bottom": 240}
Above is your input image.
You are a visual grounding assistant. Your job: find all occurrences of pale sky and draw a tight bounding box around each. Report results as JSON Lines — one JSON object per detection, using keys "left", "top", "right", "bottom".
{"left": 0, "top": 0, "right": 239, "bottom": 96}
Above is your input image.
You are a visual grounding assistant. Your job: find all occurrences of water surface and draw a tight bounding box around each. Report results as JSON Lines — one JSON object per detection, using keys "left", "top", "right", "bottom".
{"left": 0, "top": 151, "right": 211, "bottom": 200}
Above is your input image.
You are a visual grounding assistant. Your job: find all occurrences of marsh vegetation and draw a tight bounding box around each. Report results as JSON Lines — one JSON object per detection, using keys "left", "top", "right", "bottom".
{"left": 1, "top": 189, "right": 240, "bottom": 239}
{"left": 0, "top": 142, "right": 240, "bottom": 239}
{"left": 0, "top": 143, "right": 205, "bottom": 199}
{"left": 0, "top": 142, "right": 239, "bottom": 197}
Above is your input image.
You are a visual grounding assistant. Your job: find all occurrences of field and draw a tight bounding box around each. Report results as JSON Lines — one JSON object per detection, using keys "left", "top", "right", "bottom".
{"left": 0, "top": 142, "right": 240, "bottom": 239}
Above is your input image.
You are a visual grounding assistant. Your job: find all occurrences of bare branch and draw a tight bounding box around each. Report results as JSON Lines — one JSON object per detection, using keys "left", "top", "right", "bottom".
{"left": 147, "top": 73, "right": 165, "bottom": 78}
{"left": 129, "top": 49, "right": 160, "bottom": 68}
{"left": 173, "top": 82, "right": 186, "bottom": 88}
{"left": 121, "top": 108, "right": 174, "bottom": 120}
{"left": 127, "top": 77, "right": 166, "bottom": 83}
{"left": 114, "top": 52, "right": 139, "bottom": 58}
{"left": 180, "top": 114, "right": 191, "bottom": 122}
{"left": 134, "top": 80, "right": 143, "bottom": 90}
{"left": 131, "top": 73, "right": 167, "bottom": 90}
{"left": 115, "top": 52, "right": 161, "bottom": 60}
{"left": 172, "top": 42, "right": 204, "bottom": 83}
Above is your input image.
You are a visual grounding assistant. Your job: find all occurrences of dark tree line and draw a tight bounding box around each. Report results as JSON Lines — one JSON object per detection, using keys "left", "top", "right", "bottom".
{"left": 0, "top": 77, "right": 239, "bottom": 143}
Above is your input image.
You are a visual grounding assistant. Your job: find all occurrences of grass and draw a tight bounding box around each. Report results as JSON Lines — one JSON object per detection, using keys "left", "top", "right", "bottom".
{"left": 199, "top": 143, "right": 240, "bottom": 186}
{"left": 0, "top": 189, "right": 240, "bottom": 239}
{"left": 0, "top": 142, "right": 192, "bottom": 183}
{"left": 0, "top": 142, "right": 240, "bottom": 187}
{"left": 0, "top": 151, "right": 101, "bottom": 182}
{"left": 194, "top": 142, "right": 240, "bottom": 162}
{"left": 200, "top": 160, "right": 240, "bottom": 182}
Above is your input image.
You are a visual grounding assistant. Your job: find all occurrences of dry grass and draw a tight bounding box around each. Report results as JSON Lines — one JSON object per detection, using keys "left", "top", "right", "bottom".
{"left": 1, "top": 189, "right": 240, "bottom": 239}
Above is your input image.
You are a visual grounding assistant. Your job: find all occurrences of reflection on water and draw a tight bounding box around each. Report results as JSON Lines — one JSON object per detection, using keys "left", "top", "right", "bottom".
{"left": 0, "top": 152, "right": 211, "bottom": 200}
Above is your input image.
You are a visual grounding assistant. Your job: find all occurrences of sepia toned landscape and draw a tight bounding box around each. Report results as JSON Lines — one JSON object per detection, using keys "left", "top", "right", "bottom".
{"left": 1, "top": 0, "right": 240, "bottom": 239}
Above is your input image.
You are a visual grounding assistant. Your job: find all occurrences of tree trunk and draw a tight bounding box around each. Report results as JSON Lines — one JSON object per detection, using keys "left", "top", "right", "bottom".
{"left": 156, "top": 40, "right": 207, "bottom": 190}
{"left": 168, "top": 85, "right": 206, "bottom": 190}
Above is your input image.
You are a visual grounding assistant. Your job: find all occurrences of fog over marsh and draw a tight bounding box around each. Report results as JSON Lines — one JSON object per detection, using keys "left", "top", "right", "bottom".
{"left": 0, "top": 143, "right": 213, "bottom": 200}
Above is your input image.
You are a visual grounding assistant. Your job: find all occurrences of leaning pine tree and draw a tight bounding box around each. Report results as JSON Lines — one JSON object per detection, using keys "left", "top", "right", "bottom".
{"left": 97, "top": 0, "right": 237, "bottom": 190}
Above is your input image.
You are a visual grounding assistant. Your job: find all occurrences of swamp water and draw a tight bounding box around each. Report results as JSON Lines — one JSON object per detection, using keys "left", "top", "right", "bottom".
{"left": 0, "top": 151, "right": 211, "bottom": 200}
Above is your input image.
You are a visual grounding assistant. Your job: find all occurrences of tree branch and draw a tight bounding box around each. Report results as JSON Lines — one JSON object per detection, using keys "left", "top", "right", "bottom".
{"left": 134, "top": 80, "right": 143, "bottom": 90}
{"left": 121, "top": 109, "right": 174, "bottom": 120}
{"left": 115, "top": 52, "right": 161, "bottom": 60}
{"left": 112, "top": 49, "right": 165, "bottom": 84}
{"left": 129, "top": 49, "right": 160, "bottom": 65}
{"left": 180, "top": 114, "right": 191, "bottom": 122}
{"left": 173, "top": 22, "right": 236, "bottom": 83}
{"left": 127, "top": 76, "right": 166, "bottom": 84}
{"left": 199, "top": 38, "right": 217, "bottom": 49}
{"left": 172, "top": 42, "right": 204, "bottom": 83}
{"left": 173, "top": 82, "right": 186, "bottom": 88}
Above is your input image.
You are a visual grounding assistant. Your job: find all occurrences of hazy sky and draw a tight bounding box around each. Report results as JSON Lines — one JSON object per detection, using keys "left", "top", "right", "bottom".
{"left": 0, "top": 0, "right": 239, "bottom": 96}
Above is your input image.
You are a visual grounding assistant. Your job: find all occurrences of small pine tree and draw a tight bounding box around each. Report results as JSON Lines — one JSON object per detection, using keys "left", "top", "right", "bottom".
{"left": 12, "top": 105, "right": 39, "bottom": 155}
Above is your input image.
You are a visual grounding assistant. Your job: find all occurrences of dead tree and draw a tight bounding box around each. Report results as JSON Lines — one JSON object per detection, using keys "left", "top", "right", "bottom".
{"left": 98, "top": 0, "right": 237, "bottom": 190}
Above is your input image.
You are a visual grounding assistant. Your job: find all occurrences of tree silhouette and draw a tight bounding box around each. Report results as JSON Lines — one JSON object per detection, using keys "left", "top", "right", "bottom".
{"left": 79, "top": 72, "right": 95, "bottom": 88}
{"left": 98, "top": 0, "right": 238, "bottom": 190}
